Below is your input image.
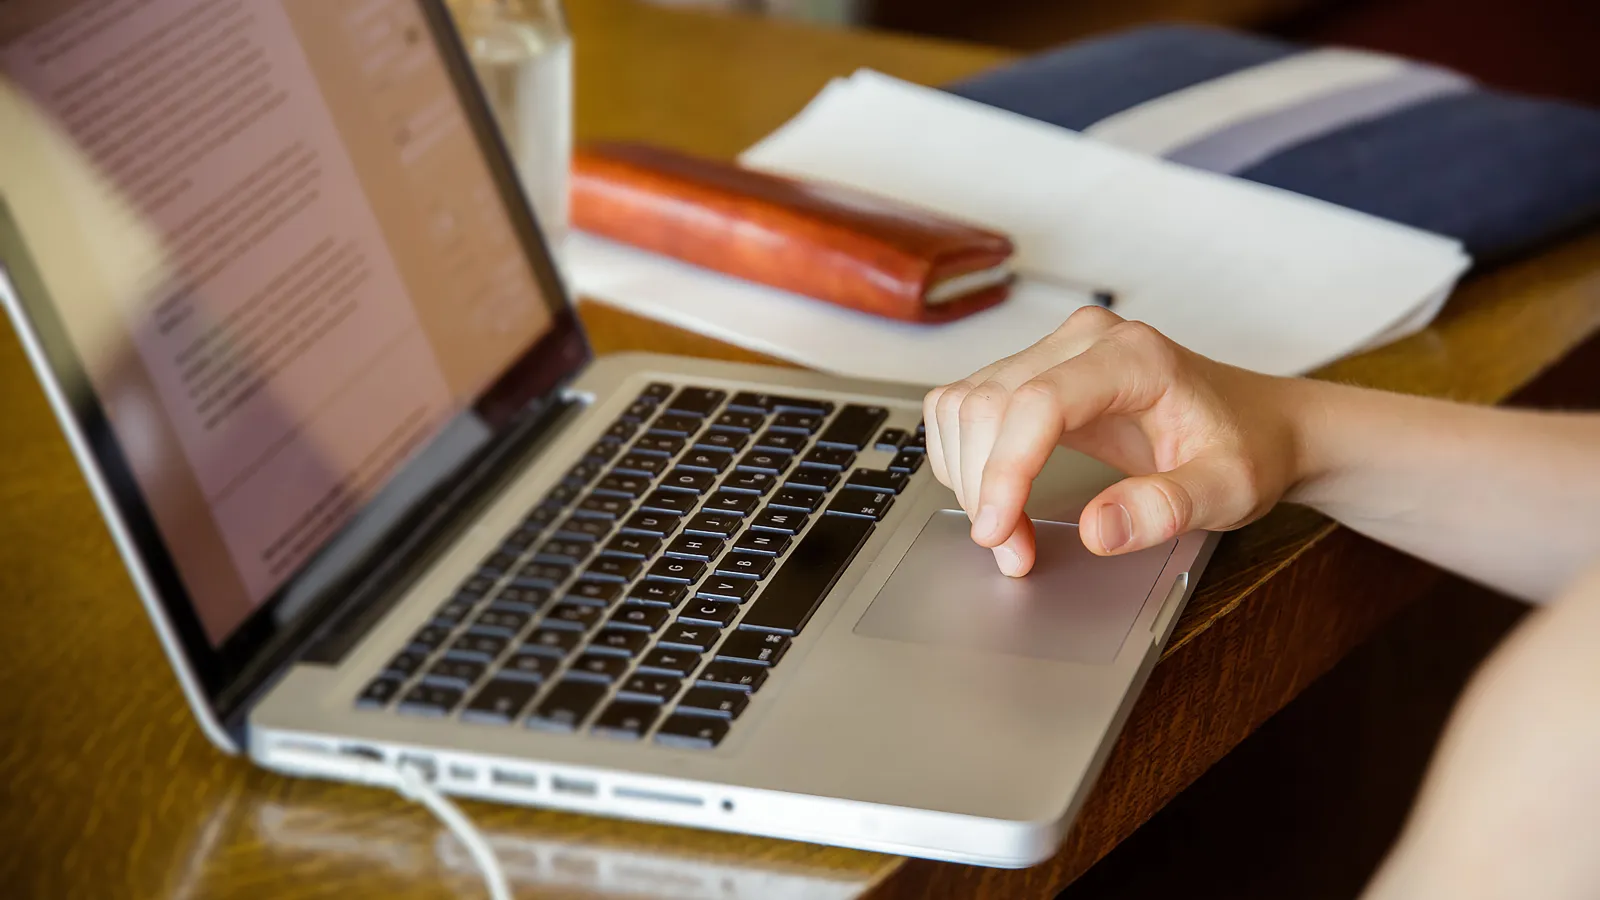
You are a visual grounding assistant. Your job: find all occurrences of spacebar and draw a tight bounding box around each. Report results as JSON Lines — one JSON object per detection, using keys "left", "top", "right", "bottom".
{"left": 739, "top": 515, "right": 875, "bottom": 635}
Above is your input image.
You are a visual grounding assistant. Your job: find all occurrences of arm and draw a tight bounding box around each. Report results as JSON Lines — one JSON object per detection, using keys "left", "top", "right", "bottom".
{"left": 923, "top": 307, "right": 1600, "bottom": 602}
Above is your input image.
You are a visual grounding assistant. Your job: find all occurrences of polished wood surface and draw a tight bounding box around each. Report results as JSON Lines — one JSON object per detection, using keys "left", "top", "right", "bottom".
{"left": 3, "top": 1, "right": 1599, "bottom": 897}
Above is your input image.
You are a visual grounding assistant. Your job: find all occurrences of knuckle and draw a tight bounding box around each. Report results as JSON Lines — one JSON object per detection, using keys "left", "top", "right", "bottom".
{"left": 1012, "top": 378, "right": 1059, "bottom": 409}
{"left": 958, "top": 381, "right": 1009, "bottom": 424}
{"left": 1060, "top": 304, "right": 1121, "bottom": 334}
{"left": 935, "top": 381, "right": 972, "bottom": 418}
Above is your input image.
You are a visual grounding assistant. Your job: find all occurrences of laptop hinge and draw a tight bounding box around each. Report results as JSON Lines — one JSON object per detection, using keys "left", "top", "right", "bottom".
{"left": 216, "top": 391, "right": 588, "bottom": 737}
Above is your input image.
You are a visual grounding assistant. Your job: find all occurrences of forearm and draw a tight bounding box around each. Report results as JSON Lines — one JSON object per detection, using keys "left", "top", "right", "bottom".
{"left": 1280, "top": 378, "right": 1600, "bottom": 602}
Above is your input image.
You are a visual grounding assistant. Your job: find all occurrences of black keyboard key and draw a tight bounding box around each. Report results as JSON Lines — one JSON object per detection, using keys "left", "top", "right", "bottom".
{"left": 356, "top": 676, "right": 404, "bottom": 709}
{"left": 649, "top": 413, "right": 702, "bottom": 437}
{"left": 818, "top": 405, "right": 888, "bottom": 449}
{"left": 712, "top": 410, "right": 764, "bottom": 432}
{"left": 704, "top": 491, "right": 760, "bottom": 516}
{"left": 585, "top": 440, "right": 622, "bottom": 465}
{"left": 545, "top": 603, "right": 604, "bottom": 631}
{"left": 826, "top": 489, "right": 895, "bottom": 521}
{"left": 845, "top": 469, "right": 910, "bottom": 494}
{"left": 584, "top": 556, "right": 642, "bottom": 582}
{"left": 435, "top": 596, "right": 478, "bottom": 626}
{"left": 604, "top": 532, "right": 661, "bottom": 558}
{"left": 641, "top": 382, "right": 675, "bottom": 402}
{"left": 589, "top": 628, "right": 651, "bottom": 656}
{"left": 503, "top": 651, "right": 558, "bottom": 681}
{"left": 640, "top": 647, "right": 701, "bottom": 676}
{"left": 595, "top": 473, "right": 652, "bottom": 497}
{"left": 659, "top": 623, "right": 721, "bottom": 652}
{"left": 666, "top": 534, "right": 724, "bottom": 560}
{"left": 715, "top": 551, "right": 774, "bottom": 579}
{"left": 696, "top": 576, "right": 759, "bottom": 603}
{"left": 752, "top": 506, "right": 812, "bottom": 531}
{"left": 577, "top": 494, "right": 631, "bottom": 519}
{"left": 903, "top": 432, "right": 926, "bottom": 453}
{"left": 695, "top": 661, "right": 769, "bottom": 692}
{"left": 666, "top": 387, "right": 726, "bottom": 417}
{"left": 462, "top": 678, "right": 542, "bottom": 724}
{"left": 640, "top": 490, "right": 697, "bottom": 515}
{"left": 527, "top": 680, "right": 608, "bottom": 732}
{"left": 723, "top": 471, "right": 776, "bottom": 495}
{"left": 768, "top": 488, "right": 824, "bottom": 512}
{"left": 554, "top": 517, "right": 610, "bottom": 541}
{"left": 608, "top": 604, "right": 670, "bottom": 632}
{"left": 717, "top": 630, "right": 790, "bottom": 666}
{"left": 566, "top": 580, "right": 623, "bottom": 607}
{"left": 619, "top": 674, "right": 683, "bottom": 703}
{"left": 545, "top": 483, "right": 579, "bottom": 506}
{"left": 727, "top": 392, "right": 834, "bottom": 415}
{"left": 753, "top": 430, "right": 807, "bottom": 453}
{"left": 425, "top": 657, "right": 489, "bottom": 687}
{"left": 470, "top": 607, "right": 531, "bottom": 636}
{"left": 678, "top": 448, "right": 733, "bottom": 473}
{"left": 409, "top": 623, "right": 453, "bottom": 651}
{"left": 655, "top": 714, "right": 730, "bottom": 749}
{"left": 632, "top": 434, "right": 684, "bottom": 456}
{"left": 621, "top": 510, "right": 680, "bottom": 536}
{"left": 676, "top": 686, "right": 750, "bottom": 719}
{"left": 771, "top": 411, "right": 824, "bottom": 434}
{"left": 685, "top": 513, "right": 740, "bottom": 538}
{"left": 513, "top": 561, "right": 575, "bottom": 587}
{"left": 523, "top": 628, "right": 582, "bottom": 657}
{"left": 679, "top": 600, "right": 740, "bottom": 627}
{"left": 786, "top": 468, "right": 839, "bottom": 492}
{"left": 660, "top": 468, "right": 716, "bottom": 494}
{"left": 647, "top": 557, "right": 706, "bottom": 583}
{"left": 603, "top": 420, "right": 637, "bottom": 443}
{"left": 736, "top": 450, "right": 792, "bottom": 474}
{"left": 888, "top": 450, "right": 923, "bottom": 473}
{"left": 563, "top": 460, "right": 603, "bottom": 487}
{"left": 534, "top": 539, "right": 593, "bottom": 565}
{"left": 620, "top": 398, "right": 657, "bottom": 423}
{"left": 875, "top": 428, "right": 908, "bottom": 451}
{"left": 734, "top": 530, "right": 791, "bottom": 555}
{"left": 495, "top": 585, "right": 549, "bottom": 610}
{"left": 613, "top": 453, "right": 670, "bottom": 477}
{"left": 398, "top": 683, "right": 466, "bottom": 717}
{"left": 695, "top": 430, "right": 748, "bottom": 453}
{"left": 570, "top": 653, "right": 630, "bottom": 683}
{"left": 800, "top": 446, "right": 855, "bottom": 470}
{"left": 460, "top": 574, "right": 498, "bottom": 596}
{"left": 479, "top": 550, "right": 521, "bottom": 577}
{"left": 593, "top": 700, "right": 663, "bottom": 740}
{"left": 740, "top": 515, "right": 873, "bottom": 635}
{"left": 384, "top": 649, "right": 428, "bottom": 678}
{"left": 447, "top": 632, "right": 510, "bottom": 661}
{"left": 629, "top": 581, "right": 688, "bottom": 607}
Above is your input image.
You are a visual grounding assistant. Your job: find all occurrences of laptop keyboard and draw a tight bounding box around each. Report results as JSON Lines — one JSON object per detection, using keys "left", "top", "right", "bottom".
{"left": 355, "top": 383, "right": 926, "bottom": 749}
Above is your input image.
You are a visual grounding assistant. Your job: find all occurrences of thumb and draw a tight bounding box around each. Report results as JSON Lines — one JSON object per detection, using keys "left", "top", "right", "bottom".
{"left": 1081, "top": 456, "right": 1249, "bottom": 555}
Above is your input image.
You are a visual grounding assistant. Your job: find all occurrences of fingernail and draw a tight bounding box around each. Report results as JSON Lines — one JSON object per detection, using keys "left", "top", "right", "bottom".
{"left": 993, "top": 544, "right": 1022, "bottom": 577}
{"left": 973, "top": 506, "right": 999, "bottom": 541}
{"left": 1098, "top": 503, "right": 1133, "bottom": 552}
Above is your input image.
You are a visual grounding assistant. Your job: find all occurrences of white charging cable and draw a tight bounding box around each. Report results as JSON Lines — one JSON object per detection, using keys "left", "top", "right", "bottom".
{"left": 269, "top": 748, "right": 512, "bottom": 900}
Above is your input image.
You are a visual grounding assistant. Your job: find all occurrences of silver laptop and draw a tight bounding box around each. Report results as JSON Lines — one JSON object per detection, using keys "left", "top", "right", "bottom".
{"left": 0, "top": 0, "right": 1214, "bottom": 868}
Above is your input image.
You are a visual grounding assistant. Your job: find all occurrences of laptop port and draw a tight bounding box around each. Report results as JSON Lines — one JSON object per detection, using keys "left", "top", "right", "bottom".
{"left": 490, "top": 768, "right": 536, "bottom": 789}
{"left": 550, "top": 775, "right": 597, "bottom": 797}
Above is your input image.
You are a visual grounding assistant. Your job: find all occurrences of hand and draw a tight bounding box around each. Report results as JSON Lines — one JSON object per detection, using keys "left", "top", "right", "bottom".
{"left": 922, "top": 307, "right": 1304, "bottom": 576}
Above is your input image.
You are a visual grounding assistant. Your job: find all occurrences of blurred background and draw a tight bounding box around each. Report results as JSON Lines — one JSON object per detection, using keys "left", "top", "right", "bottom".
{"left": 639, "top": 0, "right": 1600, "bottom": 105}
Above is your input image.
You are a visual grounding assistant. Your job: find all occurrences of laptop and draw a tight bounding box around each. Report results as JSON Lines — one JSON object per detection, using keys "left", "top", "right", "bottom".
{"left": 0, "top": 0, "right": 1214, "bottom": 869}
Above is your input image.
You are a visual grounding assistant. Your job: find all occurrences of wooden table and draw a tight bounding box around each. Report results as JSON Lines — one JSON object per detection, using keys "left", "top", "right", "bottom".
{"left": 4, "top": 1, "right": 1599, "bottom": 897}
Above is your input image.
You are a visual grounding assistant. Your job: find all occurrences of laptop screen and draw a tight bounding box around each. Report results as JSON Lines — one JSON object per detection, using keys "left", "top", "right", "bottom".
{"left": 0, "top": 0, "right": 579, "bottom": 653}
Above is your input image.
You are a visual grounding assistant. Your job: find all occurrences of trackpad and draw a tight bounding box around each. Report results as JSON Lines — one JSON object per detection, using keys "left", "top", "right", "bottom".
{"left": 854, "top": 510, "right": 1176, "bottom": 664}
